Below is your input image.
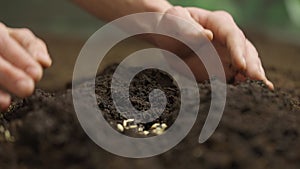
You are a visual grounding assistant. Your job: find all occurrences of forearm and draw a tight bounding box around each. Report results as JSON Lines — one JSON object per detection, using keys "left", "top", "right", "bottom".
{"left": 72, "top": 0, "right": 173, "bottom": 22}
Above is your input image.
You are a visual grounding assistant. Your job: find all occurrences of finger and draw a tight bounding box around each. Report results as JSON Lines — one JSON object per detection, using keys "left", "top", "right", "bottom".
{"left": 188, "top": 9, "right": 247, "bottom": 71}
{"left": 187, "top": 7, "right": 213, "bottom": 41}
{"left": 8, "top": 28, "right": 52, "bottom": 68}
{"left": 0, "top": 28, "right": 43, "bottom": 82}
{"left": 258, "top": 62, "right": 274, "bottom": 90}
{"left": 0, "top": 56, "right": 35, "bottom": 98}
{"left": 0, "top": 90, "right": 11, "bottom": 111}
{"left": 209, "top": 11, "right": 247, "bottom": 71}
{"left": 244, "top": 40, "right": 274, "bottom": 89}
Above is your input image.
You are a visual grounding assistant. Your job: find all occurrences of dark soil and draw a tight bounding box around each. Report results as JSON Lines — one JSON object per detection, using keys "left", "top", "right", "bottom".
{"left": 0, "top": 64, "right": 299, "bottom": 169}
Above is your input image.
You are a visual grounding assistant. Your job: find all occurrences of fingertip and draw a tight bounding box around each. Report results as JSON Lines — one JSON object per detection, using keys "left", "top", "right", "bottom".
{"left": 257, "top": 65, "right": 274, "bottom": 90}
{"left": 0, "top": 93, "right": 11, "bottom": 111}
{"left": 45, "top": 57, "right": 52, "bottom": 68}
{"left": 266, "top": 80, "right": 274, "bottom": 90}
{"left": 16, "top": 78, "right": 35, "bottom": 98}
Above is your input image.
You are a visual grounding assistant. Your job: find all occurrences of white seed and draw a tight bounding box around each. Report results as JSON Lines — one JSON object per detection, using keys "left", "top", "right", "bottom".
{"left": 117, "top": 124, "right": 124, "bottom": 132}
{"left": 138, "top": 127, "right": 144, "bottom": 132}
{"left": 129, "top": 125, "right": 138, "bottom": 129}
{"left": 127, "top": 119, "right": 134, "bottom": 122}
{"left": 143, "top": 131, "right": 150, "bottom": 135}
{"left": 123, "top": 121, "right": 127, "bottom": 127}
{"left": 123, "top": 119, "right": 135, "bottom": 127}
{"left": 157, "top": 127, "right": 163, "bottom": 131}
{"left": 156, "top": 130, "right": 164, "bottom": 135}
{"left": 4, "top": 130, "right": 10, "bottom": 139}
{"left": 161, "top": 123, "right": 168, "bottom": 129}
{"left": 152, "top": 127, "right": 165, "bottom": 135}
{"left": 151, "top": 123, "right": 160, "bottom": 129}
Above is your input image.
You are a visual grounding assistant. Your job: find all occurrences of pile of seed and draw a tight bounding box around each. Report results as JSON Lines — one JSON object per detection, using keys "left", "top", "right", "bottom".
{"left": 94, "top": 65, "right": 180, "bottom": 137}
{"left": 116, "top": 118, "right": 168, "bottom": 136}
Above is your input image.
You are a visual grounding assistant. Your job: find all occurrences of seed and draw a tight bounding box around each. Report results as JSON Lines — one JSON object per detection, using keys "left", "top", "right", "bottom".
{"left": 127, "top": 119, "right": 134, "bottom": 122}
{"left": 138, "top": 127, "right": 144, "bottom": 132}
{"left": 4, "top": 130, "right": 10, "bottom": 139}
{"left": 123, "top": 121, "right": 127, "bottom": 127}
{"left": 151, "top": 123, "right": 160, "bottom": 129}
{"left": 129, "top": 125, "right": 138, "bottom": 129}
{"left": 123, "top": 119, "right": 135, "bottom": 127}
{"left": 161, "top": 123, "right": 168, "bottom": 129}
{"left": 156, "top": 130, "right": 164, "bottom": 135}
{"left": 117, "top": 124, "right": 124, "bottom": 132}
{"left": 156, "top": 128, "right": 164, "bottom": 135}
{"left": 152, "top": 127, "right": 165, "bottom": 135}
{"left": 143, "top": 131, "right": 150, "bottom": 135}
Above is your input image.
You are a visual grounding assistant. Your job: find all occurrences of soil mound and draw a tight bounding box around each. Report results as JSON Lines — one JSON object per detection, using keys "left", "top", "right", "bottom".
{"left": 0, "top": 65, "right": 299, "bottom": 169}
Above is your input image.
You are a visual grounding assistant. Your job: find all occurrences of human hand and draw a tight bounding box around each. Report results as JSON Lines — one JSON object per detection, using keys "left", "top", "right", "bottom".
{"left": 0, "top": 23, "right": 51, "bottom": 110}
{"left": 153, "top": 6, "right": 274, "bottom": 89}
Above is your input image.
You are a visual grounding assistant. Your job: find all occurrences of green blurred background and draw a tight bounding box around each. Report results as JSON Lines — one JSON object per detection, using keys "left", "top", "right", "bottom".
{"left": 1, "top": 0, "right": 299, "bottom": 39}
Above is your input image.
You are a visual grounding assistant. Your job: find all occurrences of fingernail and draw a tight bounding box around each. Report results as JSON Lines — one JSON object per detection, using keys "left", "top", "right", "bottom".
{"left": 26, "top": 66, "right": 42, "bottom": 81}
{"left": 0, "top": 95, "right": 11, "bottom": 110}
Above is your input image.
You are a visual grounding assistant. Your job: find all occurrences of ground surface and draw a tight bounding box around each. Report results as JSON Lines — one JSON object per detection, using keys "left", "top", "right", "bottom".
{"left": 0, "top": 33, "right": 299, "bottom": 169}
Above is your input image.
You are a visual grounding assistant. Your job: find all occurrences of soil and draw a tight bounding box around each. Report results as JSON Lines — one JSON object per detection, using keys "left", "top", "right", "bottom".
{"left": 0, "top": 31, "right": 300, "bottom": 169}
{"left": 0, "top": 61, "right": 299, "bottom": 169}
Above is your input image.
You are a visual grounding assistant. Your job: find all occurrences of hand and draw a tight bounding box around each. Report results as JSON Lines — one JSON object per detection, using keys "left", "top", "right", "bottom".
{"left": 0, "top": 23, "right": 51, "bottom": 110}
{"left": 153, "top": 6, "right": 274, "bottom": 89}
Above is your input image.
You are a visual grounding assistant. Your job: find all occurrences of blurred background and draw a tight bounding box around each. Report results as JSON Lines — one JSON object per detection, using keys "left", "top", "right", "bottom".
{"left": 0, "top": 0, "right": 299, "bottom": 92}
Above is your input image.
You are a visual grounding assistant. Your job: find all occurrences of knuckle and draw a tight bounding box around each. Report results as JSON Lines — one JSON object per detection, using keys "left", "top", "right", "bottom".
{"left": 18, "top": 28, "right": 37, "bottom": 48}
{"left": 214, "top": 10, "right": 233, "bottom": 20}
{"left": 27, "top": 63, "right": 43, "bottom": 82}
{"left": 0, "top": 23, "right": 6, "bottom": 30}
{"left": 20, "top": 28, "right": 34, "bottom": 37}
{"left": 36, "top": 38, "right": 47, "bottom": 49}
{"left": 166, "top": 6, "right": 184, "bottom": 15}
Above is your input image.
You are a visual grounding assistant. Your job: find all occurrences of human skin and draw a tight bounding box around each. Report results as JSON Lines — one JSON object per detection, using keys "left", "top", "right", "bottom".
{"left": 0, "top": 0, "right": 273, "bottom": 110}
{"left": 72, "top": 0, "right": 274, "bottom": 87}
{"left": 0, "top": 23, "right": 51, "bottom": 110}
